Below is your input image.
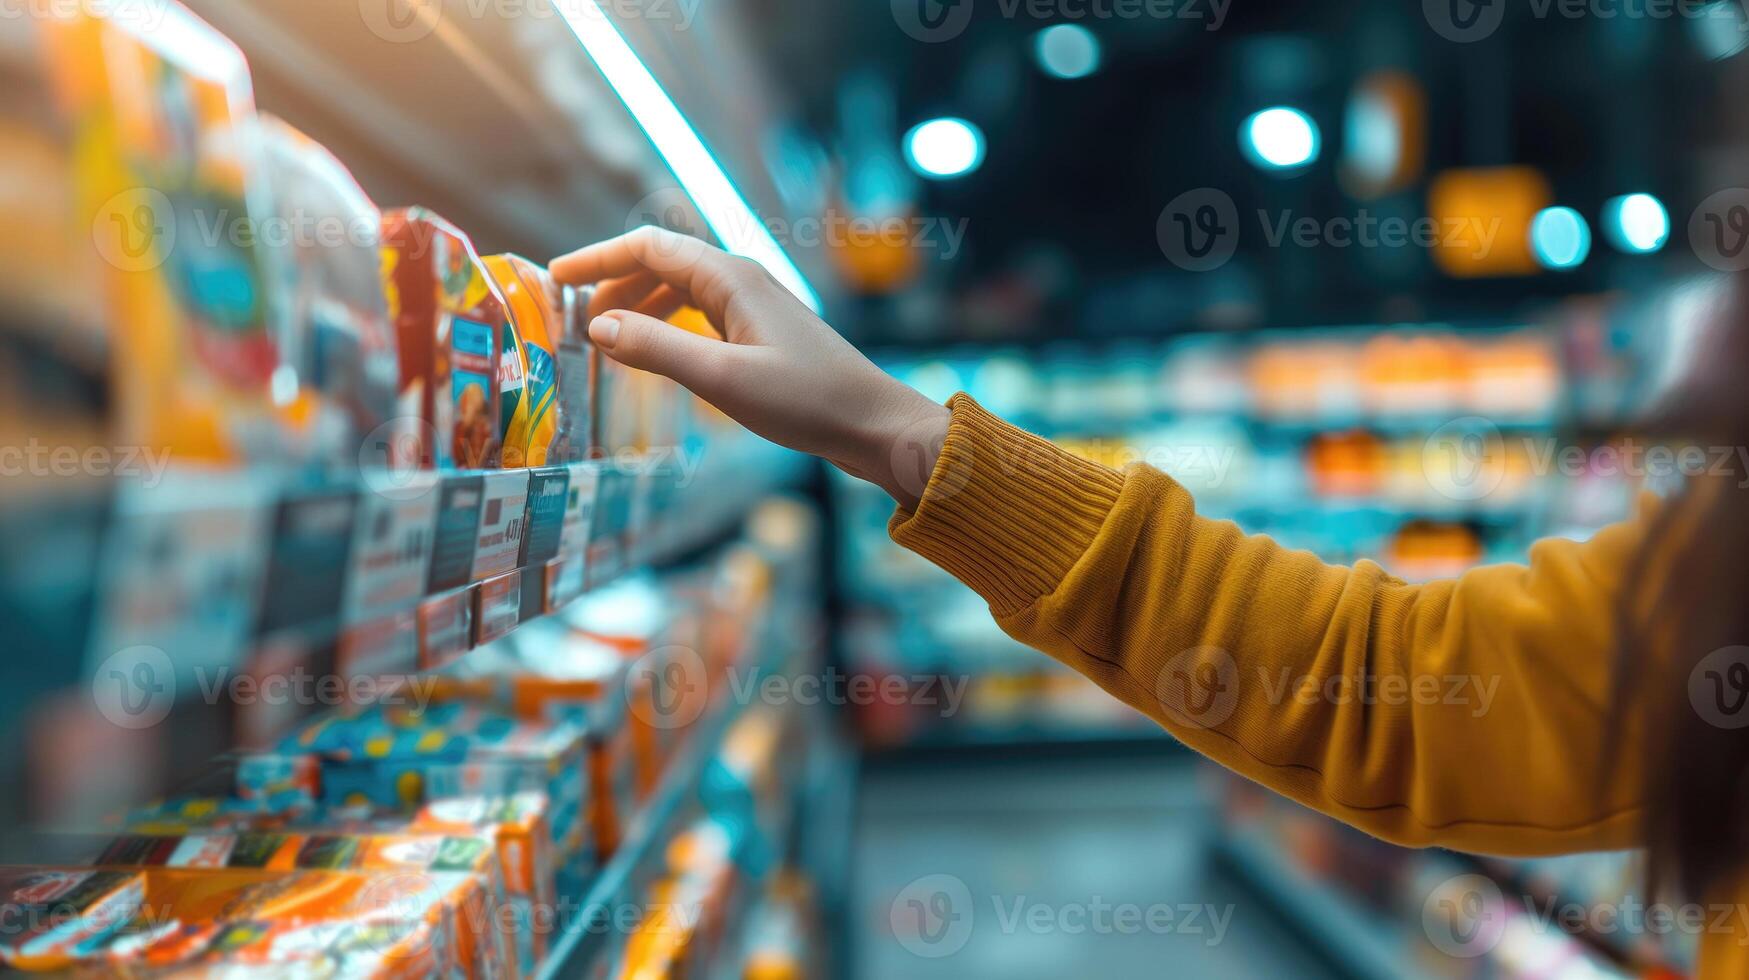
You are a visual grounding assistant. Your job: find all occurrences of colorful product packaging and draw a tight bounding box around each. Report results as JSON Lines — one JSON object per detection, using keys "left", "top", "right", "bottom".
{"left": 495, "top": 623, "right": 637, "bottom": 860}
{"left": 259, "top": 114, "right": 400, "bottom": 469}
{"left": 82, "top": 832, "right": 515, "bottom": 979}
{"left": 42, "top": 0, "right": 289, "bottom": 462}
{"left": 0, "top": 868, "right": 144, "bottom": 971}
{"left": 380, "top": 207, "right": 506, "bottom": 469}
{"left": 117, "top": 793, "right": 558, "bottom": 976}
{"left": 105, "top": 918, "right": 442, "bottom": 979}
{"left": 482, "top": 254, "right": 565, "bottom": 469}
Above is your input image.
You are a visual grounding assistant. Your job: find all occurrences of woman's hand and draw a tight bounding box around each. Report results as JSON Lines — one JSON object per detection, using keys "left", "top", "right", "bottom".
{"left": 549, "top": 227, "right": 950, "bottom": 509}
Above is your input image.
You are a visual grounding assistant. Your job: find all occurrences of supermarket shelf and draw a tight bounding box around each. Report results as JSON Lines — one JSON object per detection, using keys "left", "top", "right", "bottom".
{"left": 68, "top": 440, "right": 807, "bottom": 722}
{"left": 1216, "top": 828, "right": 1419, "bottom": 980}
{"left": 535, "top": 639, "right": 795, "bottom": 980}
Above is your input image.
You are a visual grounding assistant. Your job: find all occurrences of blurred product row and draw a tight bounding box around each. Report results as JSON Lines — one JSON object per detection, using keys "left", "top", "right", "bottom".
{"left": 837, "top": 293, "right": 1682, "bottom": 747}
{"left": 0, "top": 499, "right": 845, "bottom": 980}
{"left": 1218, "top": 777, "right": 1690, "bottom": 980}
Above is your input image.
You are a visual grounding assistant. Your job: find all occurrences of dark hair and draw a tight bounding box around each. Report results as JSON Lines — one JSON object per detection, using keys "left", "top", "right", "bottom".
{"left": 1613, "top": 272, "right": 1749, "bottom": 902}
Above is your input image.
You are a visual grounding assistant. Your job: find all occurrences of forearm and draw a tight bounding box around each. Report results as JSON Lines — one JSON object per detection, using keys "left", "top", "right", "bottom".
{"left": 891, "top": 395, "right": 1647, "bottom": 855}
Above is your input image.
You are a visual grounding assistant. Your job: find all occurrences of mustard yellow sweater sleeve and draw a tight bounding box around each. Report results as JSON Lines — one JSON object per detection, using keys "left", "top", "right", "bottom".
{"left": 890, "top": 394, "right": 1652, "bottom": 857}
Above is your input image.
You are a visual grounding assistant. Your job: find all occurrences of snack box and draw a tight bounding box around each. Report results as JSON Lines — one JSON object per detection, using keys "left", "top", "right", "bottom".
{"left": 0, "top": 868, "right": 144, "bottom": 971}
{"left": 42, "top": 0, "right": 289, "bottom": 462}
{"left": 280, "top": 702, "right": 587, "bottom": 860}
{"left": 482, "top": 254, "right": 565, "bottom": 469}
{"left": 117, "top": 793, "right": 556, "bottom": 976}
{"left": 99, "top": 917, "right": 443, "bottom": 979}
{"left": 259, "top": 115, "right": 399, "bottom": 468}
{"left": 81, "top": 835, "right": 512, "bottom": 980}
{"left": 492, "top": 624, "right": 636, "bottom": 859}
{"left": 380, "top": 208, "right": 506, "bottom": 469}
{"left": 292, "top": 796, "right": 555, "bottom": 973}
{"left": 86, "top": 868, "right": 483, "bottom": 978}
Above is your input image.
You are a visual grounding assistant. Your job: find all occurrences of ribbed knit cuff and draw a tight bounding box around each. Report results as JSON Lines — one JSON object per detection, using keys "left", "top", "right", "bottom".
{"left": 889, "top": 393, "right": 1125, "bottom": 616}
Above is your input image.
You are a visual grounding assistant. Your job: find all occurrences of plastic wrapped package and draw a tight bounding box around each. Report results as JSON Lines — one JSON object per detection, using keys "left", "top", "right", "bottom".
{"left": 259, "top": 115, "right": 399, "bottom": 469}
{"left": 380, "top": 208, "right": 506, "bottom": 469}
{"left": 483, "top": 254, "right": 565, "bottom": 468}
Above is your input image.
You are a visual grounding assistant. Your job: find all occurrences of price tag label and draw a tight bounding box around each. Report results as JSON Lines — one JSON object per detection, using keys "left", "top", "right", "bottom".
{"left": 475, "top": 570, "right": 522, "bottom": 645}
{"left": 417, "top": 587, "right": 474, "bottom": 670}
{"left": 519, "top": 467, "right": 571, "bottom": 568}
{"left": 87, "top": 469, "right": 275, "bottom": 682}
{"left": 256, "top": 487, "right": 358, "bottom": 642}
{"left": 342, "top": 472, "right": 438, "bottom": 626}
{"left": 470, "top": 471, "right": 530, "bottom": 582}
{"left": 426, "top": 476, "right": 484, "bottom": 594}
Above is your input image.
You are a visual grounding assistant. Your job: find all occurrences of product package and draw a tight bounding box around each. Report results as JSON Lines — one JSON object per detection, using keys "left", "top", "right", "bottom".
{"left": 117, "top": 792, "right": 558, "bottom": 975}
{"left": 380, "top": 208, "right": 506, "bottom": 469}
{"left": 42, "top": 0, "right": 289, "bottom": 462}
{"left": 259, "top": 115, "right": 400, "bottom": 469}
{"left": 279, "top": 701, "right": 587, "bottom": 862}
{"left": 490, "top": 624, "right": 636, "bottom": 859}
{"left": 555, "top": 284, "right": 596, "bottom": 465}
{"left": 81, "top": 832, "right": 515, "bottom": 979}
{"left": 105, "top": 918, "right": 442, "bottom": 979}
{"left": 124, "top": 867, "right": 487, "bottom": 979}
{"left": 482, "top": 254, "right": 565, "bottom": 469}
{"left": 0, "top": 868, "right": 144, "bottom": 971}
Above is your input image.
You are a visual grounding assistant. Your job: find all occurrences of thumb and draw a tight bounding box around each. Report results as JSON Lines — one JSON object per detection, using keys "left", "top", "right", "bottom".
{"left": 589, "top": 310, "right": 733, "bottom": 395}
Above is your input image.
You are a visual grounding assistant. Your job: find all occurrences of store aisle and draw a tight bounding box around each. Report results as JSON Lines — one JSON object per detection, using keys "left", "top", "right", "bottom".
{"left": 849, "top": 752, "right": 1342, "bottom": 979}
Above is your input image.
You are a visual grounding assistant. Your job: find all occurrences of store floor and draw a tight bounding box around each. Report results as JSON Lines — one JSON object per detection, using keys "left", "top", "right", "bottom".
{"left": 848, "top": 749, "right": 1341, "bottom": 979}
